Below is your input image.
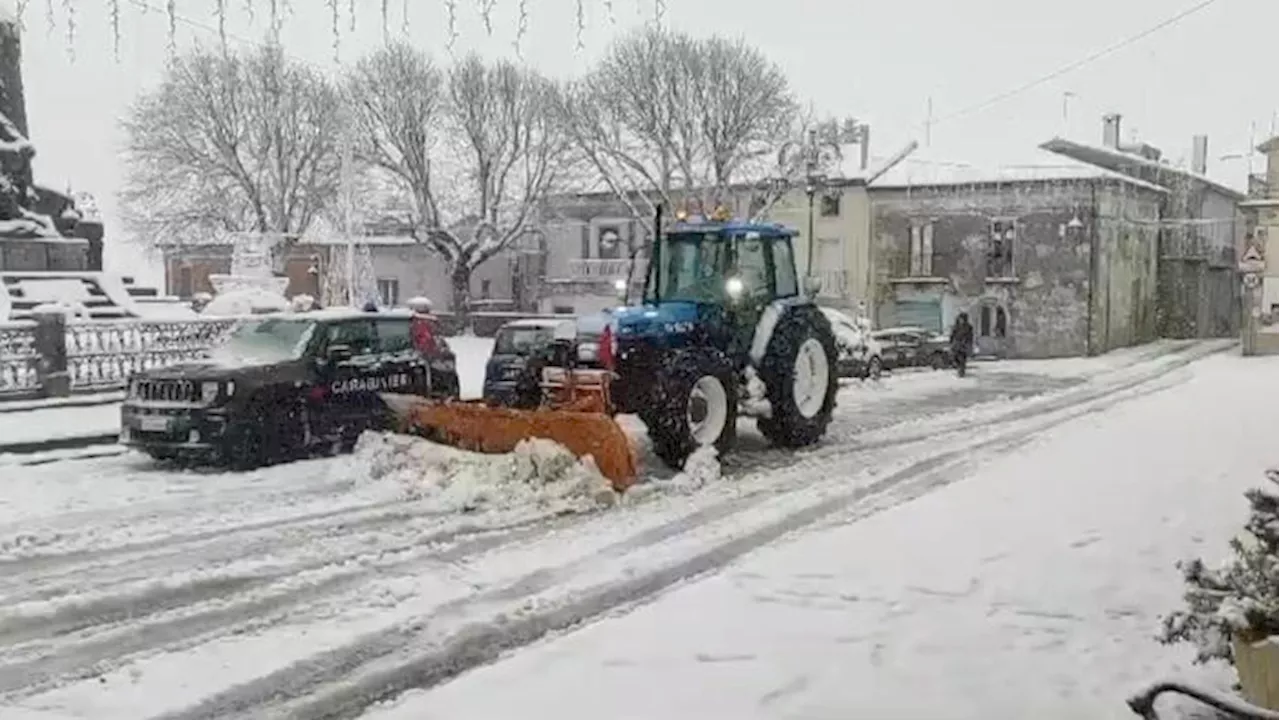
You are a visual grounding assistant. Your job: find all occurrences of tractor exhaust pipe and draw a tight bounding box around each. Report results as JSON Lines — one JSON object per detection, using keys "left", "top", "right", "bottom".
{"left": 651, "top": 203, "right": 663, "bottom": 304}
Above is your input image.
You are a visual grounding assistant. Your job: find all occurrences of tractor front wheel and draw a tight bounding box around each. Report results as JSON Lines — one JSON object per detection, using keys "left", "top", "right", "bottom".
{"left": 756, "top": 306, "right": 839, "bottom": 448}
{"left": 641, "top": 349, "right": 738, "bottom": 471}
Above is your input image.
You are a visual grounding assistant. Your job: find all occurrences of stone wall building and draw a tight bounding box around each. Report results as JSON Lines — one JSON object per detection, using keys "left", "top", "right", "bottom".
{"left": 1238, "top": 135, "right": 1279, "bottom": 355}
{"left": 1041, "top": 115, "right": 1243, "bottom": 341}
{"left": 868, "top": 162, "right": 1166, "bottom": 358}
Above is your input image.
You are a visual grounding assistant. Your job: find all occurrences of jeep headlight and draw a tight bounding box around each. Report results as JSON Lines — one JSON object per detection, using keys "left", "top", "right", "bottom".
{"left": 201, "top": 381, "right": 220, "bottom": 403}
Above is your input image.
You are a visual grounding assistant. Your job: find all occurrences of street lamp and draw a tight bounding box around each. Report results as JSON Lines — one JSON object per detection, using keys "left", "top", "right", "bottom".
{"left": 776, "top": 118, "right": 867, "bottom": 278}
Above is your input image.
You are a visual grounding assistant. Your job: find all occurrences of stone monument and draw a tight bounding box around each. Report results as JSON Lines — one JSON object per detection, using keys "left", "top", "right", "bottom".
{"left": 0, "top": 0, "right": 100, "bottom": 271}
{"left": 200, "top": 233, "right": 292, "bottom": 316}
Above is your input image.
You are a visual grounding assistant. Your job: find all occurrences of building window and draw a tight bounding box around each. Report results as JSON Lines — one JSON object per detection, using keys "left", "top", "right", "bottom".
{"left": 480, "top": 279, "right": 492, "bottom": 299}
{"left": 598, "top": 226, "right": 623, "bottom": 260}
{"left": 176, "top": 265, "right": 193, "bottom": 298}
{"left": 979, "top": 305, "right": 1009, "bottom": 338}
{"left": 988, "top": 220, "right": 1016, "bottom": 277}
{"left": 553, "top": 304, "right": 574, "bottom": 314}
{"left": 908, "top": 221, "right": 934, "bottom": 276}
{"left": 376, "top": 278, "right": 400, "bottom": 306}
{"left": 819, "top": 193, "right": 840, "bottom": 217}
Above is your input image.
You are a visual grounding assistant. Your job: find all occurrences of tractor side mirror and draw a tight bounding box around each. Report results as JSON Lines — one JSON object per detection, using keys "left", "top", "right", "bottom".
{"left": 325, "top": 344, "right": 354, "bottom": 363}
{"left": 803, "top": 275, "right": 823, "bottom": 296}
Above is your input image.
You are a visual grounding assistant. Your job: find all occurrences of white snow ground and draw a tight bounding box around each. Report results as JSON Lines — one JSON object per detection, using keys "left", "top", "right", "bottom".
{"left": 0, "top": 340, "right": 1258, "bottom": 720}
{"left": 364, "top": 351, "right": 1278, "bottom": 720}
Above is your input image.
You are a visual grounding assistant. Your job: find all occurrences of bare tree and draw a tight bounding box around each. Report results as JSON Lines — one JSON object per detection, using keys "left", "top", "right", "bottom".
{"left": 121, "top": 42, "right": 343, "bottom": 270}
{"left": 560, "top": 27, "right": 800, "bottom": 248}
{"left": 348, "top": 46, "right": 569, "bottom": 314}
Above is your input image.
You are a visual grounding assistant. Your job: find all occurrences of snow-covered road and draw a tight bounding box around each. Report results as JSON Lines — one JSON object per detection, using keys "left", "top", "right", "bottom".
{"left": 0, "top": 339, "right": 1241, "bottom": 719}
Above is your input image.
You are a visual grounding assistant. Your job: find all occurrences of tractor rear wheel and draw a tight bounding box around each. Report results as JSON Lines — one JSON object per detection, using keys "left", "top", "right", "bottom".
{"left": 756, "top": 306, "right": 838, "bottom": 448}
{"left": 641, "top": 348, "right": 738, "bottom": 471}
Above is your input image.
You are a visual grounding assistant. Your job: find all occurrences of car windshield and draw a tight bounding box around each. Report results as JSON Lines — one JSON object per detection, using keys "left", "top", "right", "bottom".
{"left": 494, "top": 326, "right": 554, "bottom": 356}
{"left": 213, "top": 318, "right": 314, "bottom": 365}
{"left": 646, "top": 233, "right": 730, "bottom": 304}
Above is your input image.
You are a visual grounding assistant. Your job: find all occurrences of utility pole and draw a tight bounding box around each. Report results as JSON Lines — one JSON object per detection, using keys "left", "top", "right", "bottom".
{"left": 339, "top": 104, "right": 357, "bottom": 307}
{"left": 925, "top": 98, "right": 932, "bottom": 148}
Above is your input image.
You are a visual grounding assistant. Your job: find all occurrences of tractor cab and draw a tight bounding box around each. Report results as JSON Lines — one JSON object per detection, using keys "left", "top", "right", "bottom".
{"left": 618, "top": 214, "right": 804, "bottom": 358}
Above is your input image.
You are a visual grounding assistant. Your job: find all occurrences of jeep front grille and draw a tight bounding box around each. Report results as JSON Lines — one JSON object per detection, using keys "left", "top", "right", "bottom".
{"left": 137, "top": 380, "right": 197, "bottom": 403}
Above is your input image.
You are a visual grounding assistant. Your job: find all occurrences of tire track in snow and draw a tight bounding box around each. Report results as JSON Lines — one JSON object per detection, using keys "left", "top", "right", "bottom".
{"left": 0, "top": 498, "right": 449, "bottom": 604}
{"left": 153, "top": 342, "right": 1229, "bottom": 720}
{"left": 0, "top": 458, "right": 375, "bottom": 558}
{"left": 0, "top": 514, "right": 567, "bottom": 697}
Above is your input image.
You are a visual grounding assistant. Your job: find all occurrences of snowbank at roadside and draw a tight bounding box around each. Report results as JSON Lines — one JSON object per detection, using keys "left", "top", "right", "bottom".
{"left": 348, "top": 432, "right": 618, "bottom": 515}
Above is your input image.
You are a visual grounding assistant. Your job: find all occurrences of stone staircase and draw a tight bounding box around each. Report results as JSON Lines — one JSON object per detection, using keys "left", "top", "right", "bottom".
{"left": 0, "top": 272, "right": 192, "bottom": 322}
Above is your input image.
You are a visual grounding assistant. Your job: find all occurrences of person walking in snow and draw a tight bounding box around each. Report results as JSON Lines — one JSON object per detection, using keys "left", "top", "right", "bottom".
{"left": 949, "top": 312, "right": 974, "bottom": 378}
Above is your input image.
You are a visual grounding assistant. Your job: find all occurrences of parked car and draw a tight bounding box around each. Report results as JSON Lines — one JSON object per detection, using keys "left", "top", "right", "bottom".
{"left": 482, "top": 318, "right": 563, "bottom": 409}
{"left": 120, "top": 307, "right": 459, "bottom": 468}
{"left": 819, "top": 307, "right": 883, "bottom": 380}
{"left": 870, "top": 326, "right": 953, "bottom": 371}
{"left": 483, "top": 311, "right": 621, "bottom": 409}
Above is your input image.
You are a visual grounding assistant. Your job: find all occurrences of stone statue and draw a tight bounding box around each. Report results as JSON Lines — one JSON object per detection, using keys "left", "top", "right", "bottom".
{"left": 0, "top": 0, "right": 97, "bottom": 256}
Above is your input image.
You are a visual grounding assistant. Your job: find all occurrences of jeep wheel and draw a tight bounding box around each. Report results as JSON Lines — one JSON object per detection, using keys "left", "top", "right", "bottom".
{"left": 756, "top": 306, "right": 838, "bottom": 448}
{"left": 641, "top": 348, "right": 737, "bottom": 471}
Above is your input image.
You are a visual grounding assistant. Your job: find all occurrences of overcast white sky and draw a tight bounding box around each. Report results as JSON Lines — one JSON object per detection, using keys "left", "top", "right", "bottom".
{"left": 16, "top": 0, "right": 1280, "bottom": 285}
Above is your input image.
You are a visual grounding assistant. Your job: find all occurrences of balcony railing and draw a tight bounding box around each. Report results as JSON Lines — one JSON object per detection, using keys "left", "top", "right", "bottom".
{"left": 817, "top": 270, "right": 848, "bottom": 298}
{"left": 567, "top": 258, "right": 646, "bottom": 280}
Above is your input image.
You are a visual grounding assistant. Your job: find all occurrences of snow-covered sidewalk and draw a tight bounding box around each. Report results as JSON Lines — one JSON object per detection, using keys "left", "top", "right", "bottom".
{"left": 0, "top": 399, "right": 121, "bottom": 452}
{"left": 367, "top": 352, "right": 1278, "bottom": 720}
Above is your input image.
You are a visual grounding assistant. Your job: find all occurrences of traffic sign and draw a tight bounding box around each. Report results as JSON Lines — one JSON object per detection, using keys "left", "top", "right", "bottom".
{"left": 1240, "top": 245, "right": 1265, "bottom": 274}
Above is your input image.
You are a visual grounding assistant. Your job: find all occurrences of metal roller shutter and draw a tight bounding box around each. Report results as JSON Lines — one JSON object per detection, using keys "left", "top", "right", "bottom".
{"left": 892, "top": 300, "right": 942, "bottom": 334}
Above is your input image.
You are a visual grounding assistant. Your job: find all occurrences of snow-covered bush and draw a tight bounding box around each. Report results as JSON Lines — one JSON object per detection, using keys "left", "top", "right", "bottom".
{"left": 1159, "top": 470, "right": 1279, "bottom": 664}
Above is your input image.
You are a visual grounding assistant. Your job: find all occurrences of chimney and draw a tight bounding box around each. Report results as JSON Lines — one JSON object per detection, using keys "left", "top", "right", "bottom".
{"left": 1191, "top": 134, "right": 1209, "bottom": 175}
{"left": 1102, "top": 113, "right": 1122, "bottom": 149}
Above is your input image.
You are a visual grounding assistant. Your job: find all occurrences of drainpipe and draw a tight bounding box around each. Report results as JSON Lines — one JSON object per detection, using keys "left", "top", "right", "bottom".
{"left": 1086, "top": 181, "right": 1099, "bottom": 356}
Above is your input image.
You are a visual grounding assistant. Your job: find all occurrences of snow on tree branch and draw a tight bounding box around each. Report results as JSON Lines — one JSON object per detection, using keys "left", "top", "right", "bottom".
{"left": 349, "top": 45, "right": 569, "bottom": 313}
{"left": 121, "top": 42, "right": 343, "bottom": 268}
{"left": 562, "top": 26, "right": 798, "bottom": 230}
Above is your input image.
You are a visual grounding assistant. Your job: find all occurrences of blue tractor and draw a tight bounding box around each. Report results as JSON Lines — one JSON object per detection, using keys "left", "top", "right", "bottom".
{"left": 589, "top": 210, "right": 840, "bottom": 470}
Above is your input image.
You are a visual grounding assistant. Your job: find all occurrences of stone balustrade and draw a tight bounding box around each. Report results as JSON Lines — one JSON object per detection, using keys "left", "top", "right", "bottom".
{"left": 0, "top": 315, "right": 236, "bottom": 400}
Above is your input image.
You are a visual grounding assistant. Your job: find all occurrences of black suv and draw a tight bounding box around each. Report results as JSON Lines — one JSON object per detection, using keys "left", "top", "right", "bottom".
{"left": 119, "top": 308, "right": 459, "bottom": 469}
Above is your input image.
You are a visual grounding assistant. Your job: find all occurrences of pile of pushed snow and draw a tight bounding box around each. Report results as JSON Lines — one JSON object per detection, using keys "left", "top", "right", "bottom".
{"left": 201, "top": 288, "right": 291, "bottom": 317}
{"left": 349, "top": 432, "right": 617, "bottom": 514}
{"left": 625, "top": 446, "right": 722, "bottom": 503}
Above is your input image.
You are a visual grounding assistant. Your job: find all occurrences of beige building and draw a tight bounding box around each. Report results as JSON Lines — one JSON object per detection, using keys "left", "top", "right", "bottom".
{"left": 532, "top": 182, "right": 878, "bottom": 317}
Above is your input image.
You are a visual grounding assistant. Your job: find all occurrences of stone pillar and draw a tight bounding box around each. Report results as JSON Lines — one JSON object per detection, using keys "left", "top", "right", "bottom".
{"left": 32, "top": 310, "right": 71, "bottom": 397}
{"left": 0, "top": 1, "right": 28, "bottom": 139}
{"left": 76, "top": 219, "right": 104, "bottom": 270}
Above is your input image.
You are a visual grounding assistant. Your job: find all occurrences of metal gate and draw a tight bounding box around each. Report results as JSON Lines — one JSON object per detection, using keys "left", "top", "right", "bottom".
{"left": 891, "top": 300, "right": 942, "bottom": 333}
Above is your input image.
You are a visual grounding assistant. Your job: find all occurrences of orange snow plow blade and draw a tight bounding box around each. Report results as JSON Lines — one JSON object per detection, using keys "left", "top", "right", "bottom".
{"left": 381, "top": 392, "right": 637, "bottom": 492}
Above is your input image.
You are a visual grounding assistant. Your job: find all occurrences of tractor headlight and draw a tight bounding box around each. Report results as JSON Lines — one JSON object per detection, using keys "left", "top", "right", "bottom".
{"left": 578, "top": 342, "right": 599, "bottom": 363}
{"left": 725, "top": 276, "right": 745, "bottom": 302}
{"left": 201, "top": 381, "right": 220, "bottom": 403}
{"left": 225, "top": 380, "right": 236, "bottom": 397}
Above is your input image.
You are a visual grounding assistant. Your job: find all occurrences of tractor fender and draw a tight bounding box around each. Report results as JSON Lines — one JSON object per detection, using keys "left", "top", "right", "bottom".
{"left": 748, "top": 298, "right": 809, "bottom": 366}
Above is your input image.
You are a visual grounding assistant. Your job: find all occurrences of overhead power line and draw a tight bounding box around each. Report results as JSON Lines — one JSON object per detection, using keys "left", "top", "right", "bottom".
{"left": 926, "top": 0, "right": 1224, "bottom": 130}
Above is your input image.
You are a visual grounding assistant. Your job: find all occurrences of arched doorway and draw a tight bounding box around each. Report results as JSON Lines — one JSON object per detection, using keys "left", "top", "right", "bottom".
{"left": 974, "top": 300, "right": 1010, "bottom": 358}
